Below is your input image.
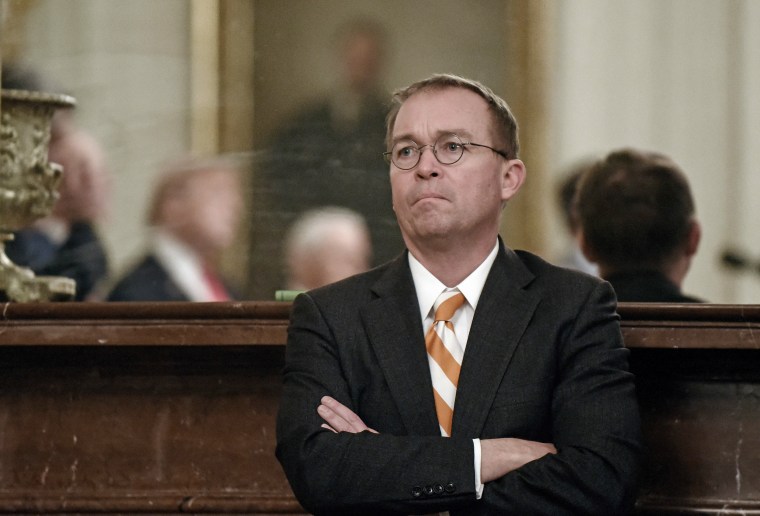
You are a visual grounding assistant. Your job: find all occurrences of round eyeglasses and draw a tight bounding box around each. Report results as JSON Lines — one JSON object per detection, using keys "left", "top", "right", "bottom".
{"left": 383, "top": 133, "right": 509, "bottom": 170}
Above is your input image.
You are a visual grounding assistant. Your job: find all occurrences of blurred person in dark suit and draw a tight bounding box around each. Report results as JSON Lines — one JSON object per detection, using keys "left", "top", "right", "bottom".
{"left": 575, "top": 147, "right": 703, "bottom": 302}
{"left": 106, "top": 157, "right": 242, "bottom": 302}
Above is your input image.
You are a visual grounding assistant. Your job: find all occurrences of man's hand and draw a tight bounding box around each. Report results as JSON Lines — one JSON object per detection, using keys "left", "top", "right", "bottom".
{"left": 480, "top": 438, "right": 557, "bottom": 482}
{"left": 317, "top": 396, "right": 378, "bottom": 434}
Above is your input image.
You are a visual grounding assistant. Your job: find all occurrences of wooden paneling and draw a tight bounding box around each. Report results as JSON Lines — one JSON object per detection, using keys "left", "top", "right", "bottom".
{"left": 0, "top": 302, "right": 300, "bottom": 514}
{"left": 0, "top": 301, "right": 289, "bottom": 347}
{"left": 621, "top": 304, "right": 760, "bottom": 515}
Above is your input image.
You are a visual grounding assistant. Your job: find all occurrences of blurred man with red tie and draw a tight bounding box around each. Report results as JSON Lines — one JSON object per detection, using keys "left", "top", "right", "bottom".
{"left": 106, "top": 157, "right": 242, "bottom": 302}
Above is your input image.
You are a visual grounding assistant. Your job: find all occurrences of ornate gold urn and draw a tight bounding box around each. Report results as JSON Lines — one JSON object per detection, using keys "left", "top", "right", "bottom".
{"left": 0, "top": 88, "right": 77, "bottom": 301}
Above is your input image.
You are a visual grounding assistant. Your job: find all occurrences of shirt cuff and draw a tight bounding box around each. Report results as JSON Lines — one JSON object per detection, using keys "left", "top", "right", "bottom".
{"left": 473, "top": 438, "right": 484, "bottom": 499}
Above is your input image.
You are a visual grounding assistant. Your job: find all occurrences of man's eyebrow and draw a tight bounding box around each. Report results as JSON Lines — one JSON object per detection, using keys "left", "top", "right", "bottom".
{"left": 391, "top": 132, "right": 416, "bottom": 144}
{"left": 391, "top": 129, "right": 475, "bottom": 145}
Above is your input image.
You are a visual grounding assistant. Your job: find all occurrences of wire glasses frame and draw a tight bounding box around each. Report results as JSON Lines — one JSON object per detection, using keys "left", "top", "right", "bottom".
{"left": 383, "top": 133, "right": 509, "bottom": 170}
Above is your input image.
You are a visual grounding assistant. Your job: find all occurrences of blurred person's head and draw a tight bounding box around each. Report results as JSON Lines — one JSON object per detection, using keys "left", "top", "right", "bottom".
{"left": 48, "top": 113, "right": 111, "bottom": 224}
{"left": 285, "top": 207, "right": 372, "bottom": 290}
{"left": 554, "top": 158, "right": 598, "bottom": 275}
{"left": 334, "top": 18, "right": 387, "bottom": 94}
{"left": 2, "top": 63, "right": 110, "bottom": 227}
{"left": 148, "top": 157, "right": 243, "bottom": 260}
{"left": 557, "top": 158, "right": 596, "bottom": 237}
{"left": 575, "top": 148, "right": 700, "bottom": 287}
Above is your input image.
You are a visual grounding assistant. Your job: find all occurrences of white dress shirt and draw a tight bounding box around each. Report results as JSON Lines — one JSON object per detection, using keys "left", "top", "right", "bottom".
{"left": 151, "top": 229, "right": 219, "bottom": 302}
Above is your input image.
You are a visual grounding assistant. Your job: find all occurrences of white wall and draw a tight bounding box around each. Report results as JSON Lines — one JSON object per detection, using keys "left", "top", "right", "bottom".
{"left": 733, "top": 0, "right": 760, "bottom": 303}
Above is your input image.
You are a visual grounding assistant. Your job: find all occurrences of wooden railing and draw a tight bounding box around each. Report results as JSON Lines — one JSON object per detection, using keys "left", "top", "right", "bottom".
{"left": 620, "top": 304, "right": 760, "bottom": 515}
{"left": 0, "top": 301, "right": 758, "bottom": 514}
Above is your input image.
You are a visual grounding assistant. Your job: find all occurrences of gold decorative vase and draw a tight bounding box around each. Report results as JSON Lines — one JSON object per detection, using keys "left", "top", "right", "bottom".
{"left": 0, "top": 88, "right": 77, "bottom": 302}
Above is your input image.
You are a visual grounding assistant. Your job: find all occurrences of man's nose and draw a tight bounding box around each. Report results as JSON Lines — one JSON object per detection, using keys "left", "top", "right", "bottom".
{"left": 416, "top": 145, "right": 440, "bottom": 177}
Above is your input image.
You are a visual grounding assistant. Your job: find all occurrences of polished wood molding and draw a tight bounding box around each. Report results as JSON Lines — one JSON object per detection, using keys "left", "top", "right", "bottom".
{"left": 619, "top": 302, "right": 760, "bottom": 349}
{"left": 0, "top": 301, "right": 290, "bottom": 346}
{"left": 4, "top": 301, "right": 760, "bottom": 348}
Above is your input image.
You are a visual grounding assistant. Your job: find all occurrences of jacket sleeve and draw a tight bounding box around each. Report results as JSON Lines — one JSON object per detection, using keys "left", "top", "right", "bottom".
{"left": 275, "top": 292, "right": 477, "bottom": 515}
{"left": 478, "top": 281, "right": 642, "bottom": 515}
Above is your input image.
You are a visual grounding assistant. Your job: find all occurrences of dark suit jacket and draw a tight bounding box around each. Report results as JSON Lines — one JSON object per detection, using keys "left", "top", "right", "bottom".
{"left": 276, "top": 244, "right": 642, "bottom": 515}
{"left": 106, "top": 254, "right": 238, "bottom": 302}
{"left": 5, "top": 222, "right": 108, "bottom": 301}
{"left": 106, "top": 254, "right": 190, "bottom": 301}
{"left": 606, "top": 270, "right": 703, "bottom": 303}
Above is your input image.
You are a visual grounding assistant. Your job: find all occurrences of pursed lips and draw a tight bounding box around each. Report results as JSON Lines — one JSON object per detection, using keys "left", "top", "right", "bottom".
{"left": 412, "top": 191, "right": 448, "bottom": 205}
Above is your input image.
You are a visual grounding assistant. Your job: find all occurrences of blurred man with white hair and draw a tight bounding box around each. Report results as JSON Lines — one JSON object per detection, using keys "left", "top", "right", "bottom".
{"left": 284, "top": 206, "right": 372, "bottom": 291}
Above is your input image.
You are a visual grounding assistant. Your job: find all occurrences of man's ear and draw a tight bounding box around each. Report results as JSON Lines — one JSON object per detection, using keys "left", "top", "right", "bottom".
{"left": 686, "top": 219, "right": 701, "bottom": 258}
{"left": 501, "top": 159, "right": 526, "bottom": 202}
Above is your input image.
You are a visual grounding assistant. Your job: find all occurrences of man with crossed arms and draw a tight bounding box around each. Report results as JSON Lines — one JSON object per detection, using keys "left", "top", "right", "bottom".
{"left": 276, "top": 74, "right": 641, "bottom": 515}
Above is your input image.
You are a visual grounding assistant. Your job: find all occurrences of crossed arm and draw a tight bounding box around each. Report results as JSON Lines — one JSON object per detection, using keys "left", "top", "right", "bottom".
{"left": 317, "top": 395, "right": 557, "bottom": 483}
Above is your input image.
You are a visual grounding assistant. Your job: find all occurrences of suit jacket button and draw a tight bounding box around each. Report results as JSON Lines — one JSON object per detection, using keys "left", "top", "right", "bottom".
{"left": 433, "top": 484, "right": 444, "bottom": 495}
{"left": 424, "top": 485, "right": 434, "bottom": 496}
{"left": 412, "top": 486, "right": 422, "bottom": 498}
{"left": 445, "top": 482, "right": 456, "bottom": 493}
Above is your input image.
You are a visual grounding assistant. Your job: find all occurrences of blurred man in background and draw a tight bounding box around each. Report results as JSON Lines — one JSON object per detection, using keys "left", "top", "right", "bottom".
{"left": 576, "top": 147, "right": 702, "bottom": 302}
{"left": 284, "top": 206, "right": 372, "bottom": 291}
{"left": 107, "top": 157, "right": 242, "bottom": 302}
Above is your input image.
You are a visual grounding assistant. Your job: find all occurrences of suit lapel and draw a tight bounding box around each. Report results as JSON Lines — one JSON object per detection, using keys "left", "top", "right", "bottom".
{"left": 360, "top": 254, "right": 440, "bottom": 435}
{"left": 452, "top": 245, "right": 540, "bottom": 437}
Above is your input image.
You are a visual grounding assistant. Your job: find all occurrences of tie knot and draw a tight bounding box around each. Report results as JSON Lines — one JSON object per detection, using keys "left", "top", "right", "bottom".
{"left": 433, "top": 290, "right": 465, "bottom": 323}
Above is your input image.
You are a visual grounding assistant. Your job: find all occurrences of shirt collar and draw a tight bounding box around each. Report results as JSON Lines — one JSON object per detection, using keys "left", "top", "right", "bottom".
{"left": 151, "top": 229, "right": 215, "bottom": 301}
{"left": 408, "top": 241, "right": 499, "bottom": 320}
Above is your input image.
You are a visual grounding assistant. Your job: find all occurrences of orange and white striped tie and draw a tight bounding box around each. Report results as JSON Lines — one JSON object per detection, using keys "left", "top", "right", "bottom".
{"left": 425, "top": 289, "right": 466, "bottom": 437}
